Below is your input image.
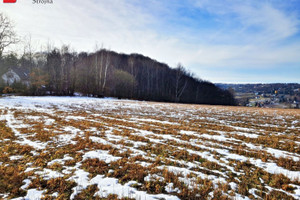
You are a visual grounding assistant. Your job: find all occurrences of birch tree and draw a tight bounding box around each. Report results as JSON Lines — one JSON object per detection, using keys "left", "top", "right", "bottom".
{"left": 175, "top": 63, "right": 188, "bottom": 102}
{"left": 102, "top": 51, "right": 110, "bottom": 93}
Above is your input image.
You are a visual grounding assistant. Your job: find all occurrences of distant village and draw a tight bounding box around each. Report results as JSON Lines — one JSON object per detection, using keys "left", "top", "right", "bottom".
{"left": 217, "top": 83, "right": 300, "bottom": 109}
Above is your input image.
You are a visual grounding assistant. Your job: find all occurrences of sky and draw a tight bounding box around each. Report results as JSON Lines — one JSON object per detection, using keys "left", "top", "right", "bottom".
{"left": 1, "top": 0, "right": 300, "bottom": 83}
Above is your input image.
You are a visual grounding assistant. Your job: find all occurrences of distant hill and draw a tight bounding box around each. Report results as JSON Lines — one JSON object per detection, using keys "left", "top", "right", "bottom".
{"left": 216, "top": 83, "right": 300, "bottom": 108}
{"left": 216, "top": 83, "right": 300, "bottom": 95}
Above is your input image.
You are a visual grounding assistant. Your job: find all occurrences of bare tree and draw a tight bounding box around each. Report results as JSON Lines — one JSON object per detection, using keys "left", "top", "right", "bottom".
{"left": 93, "top": 43, "right": 101, "bottom": 95}
{"left": 0, "top": 13, "right": 18, "bottom": 57}
{"left": 21, "top": 35, "right": 35, "bottom": 69}
{"left": 128, "top": 56, "right": 135, "bottom": 97}
{"left": 175, "top": 63, "right": 188, "bottom": 102}
{"left": 102, "top": 51, "right": 110, "bottom": 93}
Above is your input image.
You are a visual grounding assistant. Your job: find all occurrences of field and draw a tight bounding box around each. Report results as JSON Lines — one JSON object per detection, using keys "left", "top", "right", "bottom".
{"left": 0, "top": 96, "right": 299, "bottom": 200}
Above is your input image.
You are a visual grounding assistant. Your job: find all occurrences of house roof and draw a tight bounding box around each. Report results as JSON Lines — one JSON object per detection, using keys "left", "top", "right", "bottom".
{"left": 9, "top": 67, "right": 30, "bottom": 81}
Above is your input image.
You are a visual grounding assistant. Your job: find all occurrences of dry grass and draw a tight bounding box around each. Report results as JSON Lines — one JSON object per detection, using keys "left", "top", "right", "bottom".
{"left": 0, "top": 98, "right": 299, "bottom": 199}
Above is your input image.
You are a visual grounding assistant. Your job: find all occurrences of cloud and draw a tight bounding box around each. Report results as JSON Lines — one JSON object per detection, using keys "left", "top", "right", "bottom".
{"left": 2, "top": 0, "right": 156, "bottom": 51}
{"left": 234, "top": 3, "right": 299, "bottom": 43}
{"left": 192, "top": 0, "right": 300, "bottom": 43}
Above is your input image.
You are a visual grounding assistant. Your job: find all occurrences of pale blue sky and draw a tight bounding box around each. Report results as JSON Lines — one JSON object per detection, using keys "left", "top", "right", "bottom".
{"left": 2, "top": 0, "right": 300, "bottom": 83}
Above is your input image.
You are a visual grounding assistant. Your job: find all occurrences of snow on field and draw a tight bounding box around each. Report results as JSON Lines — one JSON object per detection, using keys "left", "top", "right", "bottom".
{"left": 0, "top": 96, "right": 300, "bottom": 200}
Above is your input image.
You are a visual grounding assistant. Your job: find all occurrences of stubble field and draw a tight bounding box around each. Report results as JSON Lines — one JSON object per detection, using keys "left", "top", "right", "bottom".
{"left": 0, "top": 96, "right": 299, "bottom": 200}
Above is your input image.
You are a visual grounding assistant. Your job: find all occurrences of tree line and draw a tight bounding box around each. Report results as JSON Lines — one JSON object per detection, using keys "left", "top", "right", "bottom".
{"left": 0, "top": 47, "right": 236, "bottom": 105}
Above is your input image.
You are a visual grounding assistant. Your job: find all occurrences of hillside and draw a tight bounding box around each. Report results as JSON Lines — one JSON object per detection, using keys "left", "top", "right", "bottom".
{"left": 217, "top": 83, "right": 300, "bottom": 94}
{"left": 0, "top": 96, "right": 299, "bottom": 199}
{"left": 0, "top": 49, "right": 235, "bottom": 105}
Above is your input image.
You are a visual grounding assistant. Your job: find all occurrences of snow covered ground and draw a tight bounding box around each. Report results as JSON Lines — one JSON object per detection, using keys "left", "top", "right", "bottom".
{"left": 0, "top": 96, "right": 299, "bottom": 199}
